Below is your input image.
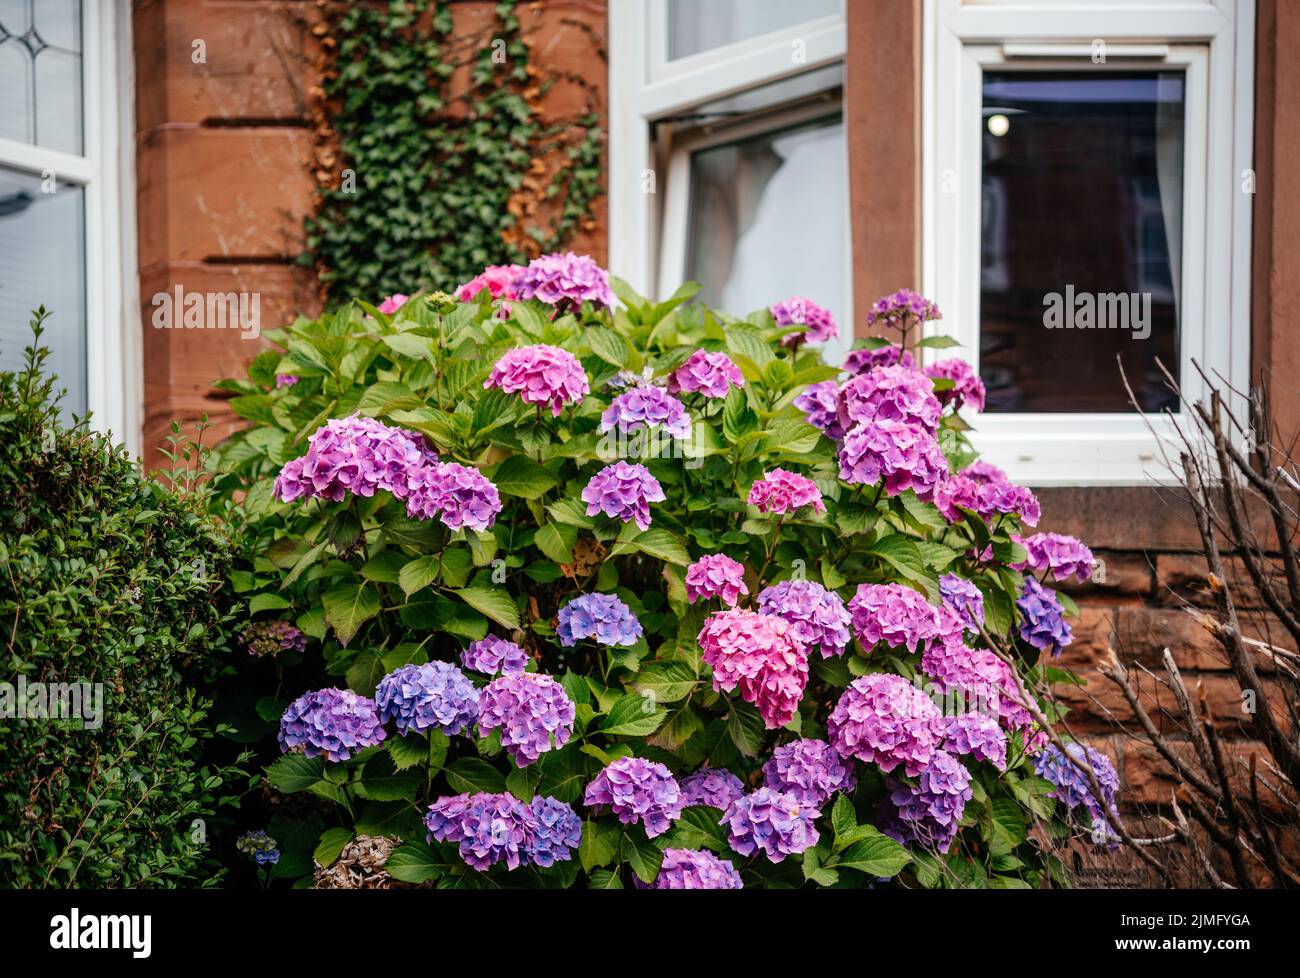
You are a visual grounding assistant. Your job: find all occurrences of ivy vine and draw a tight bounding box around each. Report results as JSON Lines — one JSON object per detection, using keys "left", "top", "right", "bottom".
{"left": 303, "top": 0, "right": 606, "bottom": 303}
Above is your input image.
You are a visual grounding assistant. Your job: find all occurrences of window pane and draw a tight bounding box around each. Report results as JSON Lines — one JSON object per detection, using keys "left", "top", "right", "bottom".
{"left": 685, "top": 113, "right": 849, "bottom": 361}
{"left": 0, "top": 166, "right": 87, "bottom": 417}
{"left": 0, "top": 0, "right": 83, "bottom": 153}
{"left": 979, "top": 71, "right": 1184, "bottom": 413}
{"left": 669, "top": 0, "right": 839, "bottom": 60}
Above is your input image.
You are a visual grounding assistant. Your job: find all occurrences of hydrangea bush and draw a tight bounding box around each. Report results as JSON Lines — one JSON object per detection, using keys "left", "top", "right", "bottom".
{"left": 212, "top": 257, "right": 1108, "bottom": 889}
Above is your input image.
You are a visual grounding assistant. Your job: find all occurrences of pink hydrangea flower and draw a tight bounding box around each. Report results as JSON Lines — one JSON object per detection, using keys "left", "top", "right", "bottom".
{"left": 924, "top": 358, "right": 986, "bottom": 414}
{"left": 273, "top": 415, "right": 431, "bottom": 504}
{"left": 934, "top": 461, "right": 1041, "bottom": 527}
{"left": 748, "top": 469, "right": 825, "bottom": 516}
{"left": 837, "top": 365, "right": 941, "bottom": 433}
{"left": 455, "top": 264, "right": 525, "bottom": 304}
{"left": 515, "top": 252, "right": 615, "bottom": 310}
{"left": 685, "top": 554, "right": 749, "bottom": 606}
{"left": 827, "top": 673, "right": 945, "bottom": 776}
{"left": 866, "top": 289, "right": 940, "bottom": 331}
{"left": 698, "top": 609, "right": 809, "bottom": 729}
{"left": 762, "top": 738, "right": 856, "bottom": 808}
{"left": 581, "top": 461, "right": 665, "bottom": 531}
{"left": 404, "top": 460, "right": 502, "bottom": 532}
{"left": 667, "top": 350, "right": 745, "bottom": 399}
{"left": 794, "top": 381, "right": 844, "bottom": 441}
{"left": 920, "top": 638, "right": 1046, "bottom": 752}
{"left": 378, "top": 293, "right": 409, "bottom": 314}
{"left": 600, "top": 385, "right": 692, "bottom": 440}
{"left": 838, "top": 418, "right": 947, "bottom": 501}
{"left": 1013, "top": 532, "right": 1094, "bottom": 583}
{"left": 770, "top": 296, "right": 838, "bottom": 346}
{"left": 843, "top": 344, "right": 915, "bottom": 376}
{"left": 477, "top": 672, "right": 576, "bottom": 767}
{"left": 847, "top": 582, "right": 946, "bottom": 653}
{"left": 651, "top": 848, "right": 743, "bottom": 889}
{"left": 485, "top": 344, "right": 589, "bottom": 416}
{"left": 757, "top": 580, "right": 852, "bottom": 659}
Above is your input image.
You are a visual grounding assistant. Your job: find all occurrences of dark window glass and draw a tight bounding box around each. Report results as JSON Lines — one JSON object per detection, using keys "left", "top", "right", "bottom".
{"left": 980, "top": 71, "right": 1185, "bottom": 413}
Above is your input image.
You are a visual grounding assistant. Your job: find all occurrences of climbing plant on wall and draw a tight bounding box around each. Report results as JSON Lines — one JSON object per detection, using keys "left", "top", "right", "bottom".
{"left": 304, "top": 0, "right": 606, "bottom": 303}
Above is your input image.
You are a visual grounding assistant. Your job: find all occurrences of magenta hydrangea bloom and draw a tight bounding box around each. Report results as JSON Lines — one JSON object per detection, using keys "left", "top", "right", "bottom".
{"left": 843, "top": 344, "right": 915, "bottom": 376}
{"left": 600, "top": 385, "right": 692, "bottom": 440}
{"left": 485, "top": 344, "right": 589, "bottom": 416}
{"left": 838, "top": 365, "right": 941, "bottom": 432}
{"left": 242, "top": 620, "right": 306, "bottom": 657}
{"left": 685, "top": 554, "right": 749, "bottom": 607}
{"left": 838, "top": 418, "right": 947, "bottom": 501}
{"left": 866, "top": 288, "right": 940, "bottom": 331}
{"left": 584, "top": 756, "right": 684, "bottom": 838}
{"left": 722, "top": 787, "right": 820, "bottom": 862}
{"left": 938, "top": 573, "right": 985, "bottom": 632}
{"left": 477, "top": 672, "right": 576, "bottom": 766}
{"left": 920, "top": 639, "right": 1045, "bottom": 751}
{"left": 275, "top": 373, "right": 299, "bottom": 388}
{"left": 943, "top": 713, "right": 1008, "bottom": 771}
{"left": 1014, "top": 532, "right": 1094, "bottom": 583}
{"left": 793, "top": 381, "right": 845, "bottom": 441}
{"left": 698, "top": 609, "right": 809, "bottom": 729}
{"left": 273, "top": 415, "right": 430, "bottom": 504}
{"left": 556, "top": 592, "right": 643, "bottom": 647}
{"left": 848, "top": 583, "right": 945, "bottom": 653}
{"left": 1034, "top": 743, "right": 1121, "bottom": 847}
{"left": 581, "top": 461, "right": 665, "bottom": 531}
{"left": 425, "top": 791, "right": 580, "bottom": 871}
{"left": 374, "top": 661, "right": 480, "bottom": 737}
{"left": 925, "top": 358, "right": 986, "bottom": 414}
{"left": 880, "top": 750, "right": 971, "bottom": 854}
{"left": 770, "top": 296, "right": 838, "bottom": 345}
{"left": 748, "top": 468, "right": 826, "bottom": 515}
{"left": 278, "top": 688, "right": 386, "bottom": 762}
{"left": 651, "top": 848, "right": 743, "bottom": 889}
{"left": 460, "top": 636, "right": 529, "bottom": 676}
{"left": 667, "top": 350, "right": 745, "bottom": 399}
{"left": 515, "top": 251, "right": 615, "bottom": 310}
{"left": 404, "top": 460, "right": 502, "bottom": 532}
{"left": 679, "top": 767, "right": 746, "bottom": 810}
{"left": 378, "top": 293, "right": 409, "bottom": 314}
{"left": 762, "top": 738, "right": 857, "bottom": 808}
{"left": 757, "top": 580, "right": 851, "bottom": 659}
{"left": 455, "top": 264, "right": 525, "bottom": 304}
{"left": 827, "top": 673, "right": 944, "bottom": 776}
{"left": 1016, "top": 577, "right": 1073, "bottom": 657}
{"left": 934, "top": 462, "right": 1041, "bottom": 527}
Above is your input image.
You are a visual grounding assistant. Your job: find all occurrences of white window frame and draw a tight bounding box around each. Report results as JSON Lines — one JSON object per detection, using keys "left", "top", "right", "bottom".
{"left": 610, "top": 0, "right": 849, "bottom": 303}
{"left": 923, "top": 0, "right": 1255, "bottom": 485}
{"left": 0, "top": 0, "right": 139, "bottom": 454}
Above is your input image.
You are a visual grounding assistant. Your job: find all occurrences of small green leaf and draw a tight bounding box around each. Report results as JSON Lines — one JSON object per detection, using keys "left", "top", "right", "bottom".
{"left": 313, "top": 827, "right": 353, "bottom": 869}
{"left": 398, "top": 555, "right": 441, "bottom": 596}
{"left": 265, "top": 754, "right": 325, "bottom": 793}
{"left": 453, "top": 586, "right": 520, "bottom": 630}
{"left": 322, "top": 579, "right": 381, "bottom": 646}
{"left": 493, "top": 455, "right": 559, "bottom": 499}
{"left": 385, "top": 841, "right": 445, "bottom": 884}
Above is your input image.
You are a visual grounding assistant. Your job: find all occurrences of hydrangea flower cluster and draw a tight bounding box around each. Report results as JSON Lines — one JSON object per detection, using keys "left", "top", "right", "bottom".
{"left": 455, "top": 264, "right": 524, "bottom": 304}
{"left": 838, "top": 365, "right": 942, "bottom": 431}
{"left": 924, "top": 358, "right": 986, "bottom": 413}
{"left": 242, "top": 620, "right": 307, "bottom": 658}
{"left": 793, "top": 381, "right": 845, "bottom": 441}
{"left": 762, "top": 738, "right": 856, "bottom": 807}
{"left": 583, "top": 756, "right": 684, "bottom": 838}
{"left": 685, "top": 554, "right": 749, "bottom": 606}
{"left": 838, "top": 417, "right": 947, "bottom": 501}
{"left": 374, "top": 661, "right": 480, "bottom": 737}
{"left": 920, "top": 640, "right": 1045, "bottom": 752}
{"left": 581, "top": 461, "right": 665, "bottom": 531}
{"left": 278, "top": 687, "right": 386, "bottom": 762}
{"left": 880, "top": 750, "right": 972, "bottom": 854}
{"left": 378, "top": 293, "right": 409, "bottom": 314}
{"left": 273, "top": 415, "right": 431, "bottom": 504}
{"left": 848, "top": 583, "right": 946, "bottom": 653}
{"left": 556, "top": 592, "right": 643, "bottom": 647}
{"left": 667, "top": 350, "right": 744, "bottom": 399}
{"left": 934, "top": 461, "right": 1041, "bottom": 526}
{"left": 698, "top": 609, "right": 809, "bottom": 729}
{"left": 722, "top": 787, "right": 820, "bottom": 862}
{"left": 866, "top": 288, "right": 940, "bottom": 331}
{"left": 484, "top": 344, "right": 590, "bottom": 416}
{"left": 938, "top": 574, "right": 985, "bottom": 632}
{"left": 679, "top": 767, "right": 746, "bottom": 810}
{"left": 1015, "top": 532, "right": 1095, "bottom": 583}
{"left": 1017, "top": 577, "right": 1073, "bottom": 656}
{"left": 425, "top": 791, "right": 581, "bottom": 870}
{"left": 757, "top": 580, "right": 851, "bottom": 658}
{"left": 515, "top": 251, "right": 615, "bottom": 310}
{"left": 843, "top": 344, "right": 915, "bottom": 376}
{"left": 275, "top": 373, "right": 299, "bottom": 388}
{"left": 600, "top": 385, "right": 692, "bottom": 440}
{"left": 651, "top": 848, "right": 743, "bottom": 889}
{"left": 477, "top": 672, "right": 576, "bottom": 766}
{"left": 1034, "top": 743, "right": 1122, "bottom": 846}
{"left": 460, "top": 636, "right": 529, "bottom": 676}
{"left": 748, "top": 468, "right": 826, "bottom": 515}
{"left": 827, "top": 673, "right": 944, "bottom": 775}
{"left": 404, "top": 460, "right": 503, "bottom": 532}
{"left": 770, "top": 296, "right": 838, "bottom": 346}
{"left": 943, "top": 713, "right": 1008, "bottom": 771}
{"left": 236, "top": 829, "right": 280, "bottom": 866}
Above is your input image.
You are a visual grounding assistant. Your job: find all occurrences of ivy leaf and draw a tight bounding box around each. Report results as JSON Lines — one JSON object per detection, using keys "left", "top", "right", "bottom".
{"left": 398, "top": 555, "right": 441, "bottom": 596}
{"left": 453, "top": 586, "right": 520, "bottom": 630}
{"left": 493, "top": 455, "right": 559, "bottom": 499}
{"left": 322, "top": 580, "right": 381, "bottom": 646}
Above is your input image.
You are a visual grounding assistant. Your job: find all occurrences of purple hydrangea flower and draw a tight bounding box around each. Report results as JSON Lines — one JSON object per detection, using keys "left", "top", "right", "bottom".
{"left": 943, "top": 713, "right": 1008, "bottom": 771}
{"left": 827, "top": 673, "right": 944, "bottom": 776}
{"left": 404, "top": 460, "right": 502, "bottom": 532}
{"left": 698, "top": 609, "right": 809, "bottom": 730}
{"left": 757, "top": 580, "right": 852, "bottom": 659}
{"left": 275, "top": 373, "right": 299, "bottom": 388}
{"left": 581, "top": 461, "right": 665, "bottom": 531}
{"left": 748, "top": 468, "right": 826, "bottom": 515}
{"left": 1034, "top": 743, "right": 1121, "bottom": 846}
{"left": 477, "top": 672, "right": 576, "bottom": 766}
{"left": 838, "top": 365, "right": 941, "bottom": 432}
{"left": 273, "top": 415, "right": 431, "bottom": 504}
{"left": 679, "top": 767, "right": 746, "bottom": 810}
{"left": 938, "top": 574, "right": 985, "bottom": 632}
{"left": 242, "top": 620, "right": 307, "bottom": 658}
{"left": 934, "top": 462, "right": 1041, "bottom": 527}
{"left": 651, "top": 848, "right": 744, "bottom": 889}
{"left": 843, "top": 344, "right": 915, "bottom": 376}
{"left": 426, "top": 791, "right": 579, "bottom": 870}
{"left": 1017, "top": 577, "right": 1073, "bottom": 657}
{"left": 667, "top": 350, "right": 745, "bottom": 399}
{"left": 866, "top": 289, "right": 941, "bottom": 331}
{"left": 848, "top": 583, "right": 945, "bottom": 653}
{"left": 601, "top": 385, "right": 692, "bottom": 440}
{"left": 920, "top": 638, "right": 1045, "bottom": 752}
{"left": 461, "top": 636, "right": 529, "bottom": 676}
{"left": 278, "top": 688, "right": 386, "bottom": 762}
{"left": 515, "top": 251, "right": 615, "bottom": 310}
{"left": 880, "top": 750, "right": 972, "bottom": 854}
{"left": 762, "top": 738, "right": 857, "bottom": 808}
{"left": 838, "top": 418, "right": 948, "bottom": 501}
{"left": 722, "top": 787, "right": 820, "bottom": 863}
{"left": 924, "top": 358, "right": 986, "bottom": 414}
{"left": 374, "top": 661, "right": 480, "bottom": 737}
{"left": 485, "top": 344, "right": 590, "bottom": 416}
{"left": 793, "top": 381, "right": 845, "bottom": 441}
{"left": 525, "top": 795, "right": 583, "bottom": 867}
{"left": 556, "top": 592, "right": 643, "bottom": 647}
{"left": 770, "top": 296, "right": 838, "bottom": 346}
{"left": 685, "top": 554, "right": 749, "bottom": 607}
{"left": 1014, "top": 532, "right": 1095, "bottom": 583}
{"left": 584, "top": 756, "right": 684, "bottom": 838}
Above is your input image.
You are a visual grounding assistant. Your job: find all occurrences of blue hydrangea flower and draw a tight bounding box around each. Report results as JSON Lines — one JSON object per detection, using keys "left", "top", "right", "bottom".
{"left": 1016, "top": 577, "right": 1073, "bottom": 656}
{"left": 1034, "top": 742, "right": 1122, "bottom": 847}
{"left": 556, "top": 592, "right": 643, "bottom": 647}
{"left": 374, "top": 661, "right": 480, "bottom": 737}
{"left": 236, "top": 829, "right": 280, "bottom": 866}
{"left": 525, "top": 795, "right": 582, "bottom": 867}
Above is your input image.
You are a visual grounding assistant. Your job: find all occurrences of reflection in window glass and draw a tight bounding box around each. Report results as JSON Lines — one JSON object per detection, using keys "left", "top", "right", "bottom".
{"left": 980, "top": 72, "right": 1184, "bottom": 413}
{"left": 0, "top": 0, "right": 83, "bottom": 154}
{"left": 685, "top": 114, "right": 849, "bottom": 361}
{"left": 668, "top": 0, "right": 839, "bottom": 61}
{"left": 0, "top": 166, "right": 86, "bottom": 415}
